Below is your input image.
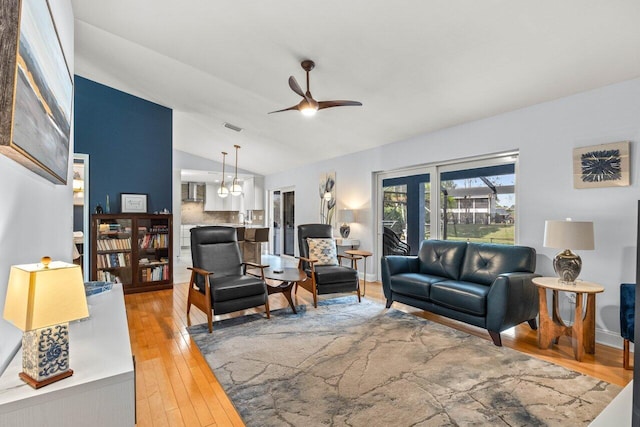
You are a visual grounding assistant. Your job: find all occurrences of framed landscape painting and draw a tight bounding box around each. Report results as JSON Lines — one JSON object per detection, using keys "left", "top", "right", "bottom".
{"left": 0, "top": 0, "right": 73, "bottom": 184}
{"left": 572, "top": 141, "right": 630, "bottom": 189}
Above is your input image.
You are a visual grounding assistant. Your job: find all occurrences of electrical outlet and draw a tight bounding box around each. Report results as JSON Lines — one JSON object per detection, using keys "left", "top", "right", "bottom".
{"left": 565, "top": 293, "right": 576, "bottom": 304}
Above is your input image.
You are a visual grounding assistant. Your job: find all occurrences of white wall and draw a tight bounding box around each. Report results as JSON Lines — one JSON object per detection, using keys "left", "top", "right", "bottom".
{"left": 265, "top": 78, "right": 640, "bottom": 347}
{"left": 0, "top": 0, "right": 75, "bottom": 375}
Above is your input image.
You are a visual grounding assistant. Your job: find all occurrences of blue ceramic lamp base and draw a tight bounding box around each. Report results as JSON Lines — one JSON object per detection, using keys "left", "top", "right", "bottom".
{"left": 21, "top": 322, "right": 74, "bottom": 389}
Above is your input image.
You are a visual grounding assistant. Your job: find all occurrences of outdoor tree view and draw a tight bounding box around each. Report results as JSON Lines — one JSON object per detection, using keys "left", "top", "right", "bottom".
{"left": 383, "top": 163, "right": 515, "bottom": 249}
{"left": 440, "top": 172, "right": 515, "bottom": 244}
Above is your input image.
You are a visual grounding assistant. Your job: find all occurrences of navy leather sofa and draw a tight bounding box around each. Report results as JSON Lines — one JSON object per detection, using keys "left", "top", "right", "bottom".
{"left": 381, "top": 240, "right": 540, "bottom": 346}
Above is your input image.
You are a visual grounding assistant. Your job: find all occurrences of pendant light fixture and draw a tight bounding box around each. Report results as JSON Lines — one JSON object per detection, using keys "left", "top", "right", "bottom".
{"left": 230, "top": 144, "right": 243, "bottom": 196}
{"left": 217, "top": 152, "right": 229, "bottom": 198}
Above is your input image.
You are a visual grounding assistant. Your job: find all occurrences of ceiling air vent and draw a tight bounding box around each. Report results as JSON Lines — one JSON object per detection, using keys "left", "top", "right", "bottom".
{"left": 223, "top": 122, "right": 243, "bottom": 132}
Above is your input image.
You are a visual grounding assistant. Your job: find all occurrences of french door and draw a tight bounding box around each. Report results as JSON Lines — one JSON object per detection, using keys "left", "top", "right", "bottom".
{"left": 271, "top": 188, "right": 295, "bottom": 257}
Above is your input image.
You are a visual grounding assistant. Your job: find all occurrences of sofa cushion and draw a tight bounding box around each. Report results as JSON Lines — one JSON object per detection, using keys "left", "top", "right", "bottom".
{"left": 390, "top": 273, "right": 444, "bottom": 299}
{"left": 460, "top": 243, "right": 536, "bottom": 286}
{"left": 418, "top": 240, "right": 467, "bottom": 280}
{"left": 430, "top": 280, "right": 489, "bottom": 316}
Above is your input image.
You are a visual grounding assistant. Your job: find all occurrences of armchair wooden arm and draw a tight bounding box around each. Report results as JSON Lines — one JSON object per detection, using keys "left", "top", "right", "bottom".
{"left": 297, "top": 256, "right": 319, "bottom": 265}
{"left": 244, "top": 261, "right": 269, "bottom": 279}
{"left": 243, "top": 261, "right": 269, "bottom": 269}
{"left": 188, "top": 266, "right": 213, "bottom": 277}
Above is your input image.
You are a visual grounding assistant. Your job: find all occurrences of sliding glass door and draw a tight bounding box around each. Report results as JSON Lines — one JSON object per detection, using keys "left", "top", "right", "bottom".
{"left": 382, "top": 173, "right": 430, "bottom": 255}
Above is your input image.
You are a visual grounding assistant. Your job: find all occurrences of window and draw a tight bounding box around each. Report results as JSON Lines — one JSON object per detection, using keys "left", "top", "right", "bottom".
{"left": 377, "top": 153, "right": 517, "bottom": 258}
{"left": 440, "top": 162, "right": 516, "bottom": 244}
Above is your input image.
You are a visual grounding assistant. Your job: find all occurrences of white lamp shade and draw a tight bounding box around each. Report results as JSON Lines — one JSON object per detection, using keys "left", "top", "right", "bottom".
{"left": 543, "top": 220, "right": 595, "bottom": 250}
{"left": 339, "top": 209, "right": 355, "bottom": 224}
{"left": 3, "top": 261, "right": 89, "bottom": 331}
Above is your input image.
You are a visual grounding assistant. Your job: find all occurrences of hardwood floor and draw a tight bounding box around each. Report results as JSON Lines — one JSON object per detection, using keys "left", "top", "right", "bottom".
{"left": 125, "top": 279, "right": 633, "bottom": 427}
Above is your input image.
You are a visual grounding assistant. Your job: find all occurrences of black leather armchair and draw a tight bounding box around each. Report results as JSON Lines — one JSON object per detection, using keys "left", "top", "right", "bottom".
{"left": 187, "top": 226, "right": 270, "bottom": 332}
{"left": 297, "top": 224, "right": 361, "bottom": 307}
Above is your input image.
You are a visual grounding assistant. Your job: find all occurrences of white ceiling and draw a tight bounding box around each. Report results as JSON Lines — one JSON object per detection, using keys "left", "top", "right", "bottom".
{"left": 72, "top": 1, "right": 640, "bottom": 176}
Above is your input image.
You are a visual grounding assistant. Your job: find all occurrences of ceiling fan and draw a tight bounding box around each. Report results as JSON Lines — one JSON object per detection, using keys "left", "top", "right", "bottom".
{"left": 269, "top": 60, "right": 362, "bottom": 116}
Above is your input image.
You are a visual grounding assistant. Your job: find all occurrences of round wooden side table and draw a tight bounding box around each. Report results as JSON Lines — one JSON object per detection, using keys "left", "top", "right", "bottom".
{"left": 344, "top": 250, "right": 373, "bottom": 296}
{"left": 532, "top": 276, "right": 604, "bottom": 361}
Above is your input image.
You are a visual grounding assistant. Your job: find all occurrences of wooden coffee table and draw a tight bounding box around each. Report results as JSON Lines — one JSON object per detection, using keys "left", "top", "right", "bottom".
{"left": 248, "top": 267, "right": 306, "bottom": 314}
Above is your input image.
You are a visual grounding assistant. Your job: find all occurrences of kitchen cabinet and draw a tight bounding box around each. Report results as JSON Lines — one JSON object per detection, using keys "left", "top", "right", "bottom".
{"left": 204, "top": 184, "right": 243, "bottom": 211}
{"left": 243, "top": 176, "right": 264, "bottom": 211}
{"left": 204, "top": 179, "right": 262, "bottom": 212}
{"left": 181, "top": 224, "right": 196, "bottom": 247}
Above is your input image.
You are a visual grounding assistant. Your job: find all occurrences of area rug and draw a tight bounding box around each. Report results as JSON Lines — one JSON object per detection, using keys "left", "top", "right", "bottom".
{"left": 188, "top": 297, "right": 621, "bottom": 426}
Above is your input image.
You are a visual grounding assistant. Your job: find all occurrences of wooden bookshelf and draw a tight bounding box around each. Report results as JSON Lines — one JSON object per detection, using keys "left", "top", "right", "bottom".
{"left": 91, "top": 213, "right": 173, "bottom": 294}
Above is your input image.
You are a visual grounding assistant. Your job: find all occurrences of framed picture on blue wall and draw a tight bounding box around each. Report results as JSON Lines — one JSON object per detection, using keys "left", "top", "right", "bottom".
{"left": 121, "top": 193, "right": 148, "bottom": 213}
{"left": 0, "top": 0, "right": 73, "bottom": 184}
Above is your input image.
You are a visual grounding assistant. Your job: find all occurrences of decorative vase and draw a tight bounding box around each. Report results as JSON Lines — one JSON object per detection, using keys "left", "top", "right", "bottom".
{"left": 95, "top": 204, "right": 103, "bottom": 214}
{"left": 339, "top": 224, "right": 351, "bottom": 238}
{"left": 105, "top": 195, "right": 110, "bottom": 214}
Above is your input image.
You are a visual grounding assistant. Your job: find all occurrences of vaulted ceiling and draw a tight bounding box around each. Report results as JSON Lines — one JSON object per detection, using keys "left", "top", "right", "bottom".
{"left": 72, "top": 1, "right": 640, "bottom": 175}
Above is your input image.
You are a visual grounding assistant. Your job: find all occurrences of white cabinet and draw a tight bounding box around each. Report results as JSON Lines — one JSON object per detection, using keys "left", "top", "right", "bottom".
{"left": 204, "top": 184, "right": 239, "bottom": 211}
{"left": 243, "top": 177, "right": 264, "bottom": 211}
{"left": 204, "top": 178, "right": 262, "bottom": 212}
{"left": 181, "top": 225, "right": 195, "bottom": 247}
{"left": 0, "top": 284, "right": 135, "bottom": 426}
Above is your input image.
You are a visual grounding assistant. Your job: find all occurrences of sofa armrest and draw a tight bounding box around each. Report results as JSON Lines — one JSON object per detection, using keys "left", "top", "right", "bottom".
{"left": 486, "top": 272, "right": 541, "bottom": 333}
{"left": 381, "top": 255, "right": 419, "bottom": 300}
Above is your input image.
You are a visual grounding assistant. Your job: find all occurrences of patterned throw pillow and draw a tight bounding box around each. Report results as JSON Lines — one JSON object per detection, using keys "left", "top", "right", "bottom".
{"left": 307, "top": 238, "right": 338, "bottom": 266}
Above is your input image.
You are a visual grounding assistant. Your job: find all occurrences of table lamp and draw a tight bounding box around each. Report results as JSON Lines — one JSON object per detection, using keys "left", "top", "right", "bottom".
{"left": 543, "top": 219, "right": 595, "bottom": 284}
{"left": 3, "top": 257, "right": 89, "bottom": 389}
{"left": 338, "top": 209, "right": 355, "bottom": 238}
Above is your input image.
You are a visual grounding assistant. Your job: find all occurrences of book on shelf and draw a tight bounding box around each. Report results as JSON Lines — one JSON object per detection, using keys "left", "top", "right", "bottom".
{"left": 139, "top": 233, "right": 168, "bottom": 249}
{"left": 141, "top": 264, "right": 169, "bottom": 282}
{"left": 97, "top": 270, "right": 122, "bottom": 283}
{"left": 97, "top": 237, "right": 131, "bottom": 251}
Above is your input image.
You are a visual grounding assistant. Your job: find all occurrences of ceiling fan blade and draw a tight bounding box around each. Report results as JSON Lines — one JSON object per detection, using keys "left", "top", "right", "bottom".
{"left": 268, "top": 105, "right": 300, "bottom": 114}
{"left": 288, "top": 76, "right": 305, "bottom": 98}
{"left": 317, "top": 100, "right": 363, "bottom": 110}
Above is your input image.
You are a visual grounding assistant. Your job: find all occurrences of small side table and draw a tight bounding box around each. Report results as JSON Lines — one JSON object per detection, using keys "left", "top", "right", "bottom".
{"left": 345, "top": 250, "right": 373, "bottom": 296}
{"left": 532, "top": 277, "right": 604, "bottom": 361}
{"left": 336, "top": 238, "right": 360, "bottom": 249}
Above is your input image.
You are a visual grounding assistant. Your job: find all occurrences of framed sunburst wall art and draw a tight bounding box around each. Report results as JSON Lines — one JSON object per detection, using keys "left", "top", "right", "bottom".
{"left": 572, "top": 141, "right": 630, "bottom": 189}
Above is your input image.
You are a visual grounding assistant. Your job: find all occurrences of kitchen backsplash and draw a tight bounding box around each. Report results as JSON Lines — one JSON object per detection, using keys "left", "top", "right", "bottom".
{"left": 181, "top": 201, "right": 264, "bottom": 225}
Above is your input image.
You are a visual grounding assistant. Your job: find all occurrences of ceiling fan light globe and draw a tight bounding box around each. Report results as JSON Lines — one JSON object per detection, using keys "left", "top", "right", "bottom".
{"left": 301, "top": 107, "right": 317, "bottom": 117}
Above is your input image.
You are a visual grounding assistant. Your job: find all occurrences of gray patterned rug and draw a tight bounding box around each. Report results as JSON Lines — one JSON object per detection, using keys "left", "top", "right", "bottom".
{"left": 188, "top": 297, "right": 621, "bottom": 426}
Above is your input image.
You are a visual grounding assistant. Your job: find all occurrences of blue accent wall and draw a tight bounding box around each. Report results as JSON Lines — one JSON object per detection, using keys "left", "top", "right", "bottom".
{"left": 73, "top": 76, "right": 172, "bottom": 213}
